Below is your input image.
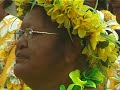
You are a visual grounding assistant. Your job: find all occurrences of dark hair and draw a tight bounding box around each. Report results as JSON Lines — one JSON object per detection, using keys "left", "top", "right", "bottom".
{"left": 3, "top": 0, "right": 13, "bottom": 9}
{"left": 97, "top": 0, "right": 107, "bottom": 10}
{"left": 97, "top": 0, "right": 113, "bottom": 12}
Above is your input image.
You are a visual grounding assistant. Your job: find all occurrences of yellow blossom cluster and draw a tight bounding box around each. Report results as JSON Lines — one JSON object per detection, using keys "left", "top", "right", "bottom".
{"left": 0, "top": 15, "right": 22, "bottom": 90}
{"left": 14, "top": 0, "right": 29, "bottom": 16}
{"left": 98, "top": 42, "right": 118, "bottom": 62}
{"left": 42, "top": 0, "right": 118, "bottom": 64}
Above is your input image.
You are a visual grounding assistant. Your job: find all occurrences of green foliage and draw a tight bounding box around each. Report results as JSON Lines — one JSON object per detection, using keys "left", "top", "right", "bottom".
{"left": 60, "top": 85, "right": 66, "bottom": 90}
{"left": 81, "top": 68, "right": 105, "bottom": 85}
{"left": 72, "top": 85, "right": 81, "bottom": 90}
{"left": 24, "top": 86, "right": 32, "bottom": 90}
{"left": 55, "top": 0, "right": 62, "bottom": 7}
{"left": 97, "top": 40, "right": 109, "bottom": 48}
{"left": 101, "top": 33, "right": 120, "bottom": 48}
{"left": 60, "top": 68, "right": 105, "bottom": 90}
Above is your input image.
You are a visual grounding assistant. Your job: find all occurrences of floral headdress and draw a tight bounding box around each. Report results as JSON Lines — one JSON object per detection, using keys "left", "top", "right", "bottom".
{"left": 13, "top": 0, "right": 120, "bottom": 89}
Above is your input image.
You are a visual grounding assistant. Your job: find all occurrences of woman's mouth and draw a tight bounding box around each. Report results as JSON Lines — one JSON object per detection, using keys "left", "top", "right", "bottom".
{"left": 16, "top": 53, "right": 29, "bottom": 63}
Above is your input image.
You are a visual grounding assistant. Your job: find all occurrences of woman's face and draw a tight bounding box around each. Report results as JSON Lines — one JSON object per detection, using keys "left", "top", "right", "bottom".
{"left": 14, "top": 6, "right": 66, "bottom": 85}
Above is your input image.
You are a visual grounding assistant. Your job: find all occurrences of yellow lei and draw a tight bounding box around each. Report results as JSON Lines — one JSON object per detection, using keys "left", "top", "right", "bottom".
{"left": 0, "top": 15, "right": 22, "bottom": 89}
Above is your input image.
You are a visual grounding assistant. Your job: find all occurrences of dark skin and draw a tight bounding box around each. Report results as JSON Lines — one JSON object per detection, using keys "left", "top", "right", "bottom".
{"left": 14, "top": 6, "right": 103, "bottom": 90}
{"left": 109, "top": 0, "right": 120, "bottom": 24}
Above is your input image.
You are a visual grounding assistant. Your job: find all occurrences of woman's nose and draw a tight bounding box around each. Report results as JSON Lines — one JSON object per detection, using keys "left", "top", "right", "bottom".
{"left": 16, "top": 36, "right": 28, "bottom": 50}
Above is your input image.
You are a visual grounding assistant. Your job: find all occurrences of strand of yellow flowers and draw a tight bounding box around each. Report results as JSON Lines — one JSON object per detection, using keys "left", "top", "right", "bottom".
{"left": 0, "top": 46, "right": 16, "bottom": 89}
{"left": 0, "top": 15, "right": 22, "bottom": 89}
{"left": 13, "top": 0, "right": 120, "bottom": 89}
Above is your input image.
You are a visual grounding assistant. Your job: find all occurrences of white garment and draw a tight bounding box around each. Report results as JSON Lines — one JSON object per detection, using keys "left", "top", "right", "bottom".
{"left": 0, "top": 15, "right": 21, "bottom": 61}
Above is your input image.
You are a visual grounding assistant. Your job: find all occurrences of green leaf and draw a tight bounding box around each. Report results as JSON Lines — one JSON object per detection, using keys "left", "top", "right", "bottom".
{"left": 85, "top": 80, "right": 96, "bottom": 88}
{"left": 82, "top": 68, "right": 105, "bottom": 84}
{"left": 56, "top": 0, "right": 62, "bottom": 7}
{"left": 72, "top": 85, "right": 81, "bottom": 90}
{"left": 100, "top": 33, "right": 120, "bottom": 48}
{"left": 69, "top": 70, "right": 80, "bottom": 79}
{"left": 67, "top": 84, "right": 76, "bottom": 90}
{"left": 60, "top": 85, "right": 66, "bottom": 90}
{"left": 69, "top": 70, "right": 87, "bottom": 88}
{"left": 24, "top": 87, "right": 32, "bottom": 90}
{"left": 94, "top": 0, "right": 98, "bottom": 10}
{"left": 97, "top": 40, "right": 109, "bottom": 48}
{"left": 30, "top": 0, "right": 36, "bottom": 12}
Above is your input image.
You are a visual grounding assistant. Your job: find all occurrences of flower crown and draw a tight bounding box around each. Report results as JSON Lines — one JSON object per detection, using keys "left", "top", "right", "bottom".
{"left": 13, "top": 0, "right": 120, "bottom": 89}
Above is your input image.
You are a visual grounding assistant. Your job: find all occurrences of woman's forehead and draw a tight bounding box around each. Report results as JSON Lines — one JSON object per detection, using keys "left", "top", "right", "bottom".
{"left": 22, "top": 7, "right": 41, "bottom": 25}
{"left": 21, "top": 7, "right": 55, "bottom": 32}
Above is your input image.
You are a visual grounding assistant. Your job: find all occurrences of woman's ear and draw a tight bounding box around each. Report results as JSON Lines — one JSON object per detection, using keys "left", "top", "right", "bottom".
{"left": 64, "top": 36, "right": 89, "bottom": 71}
{"left": 64, "top": 36, "right": 84, "bottom": 62}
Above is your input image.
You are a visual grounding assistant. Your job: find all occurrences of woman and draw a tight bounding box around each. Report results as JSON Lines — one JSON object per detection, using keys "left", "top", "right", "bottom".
{"left": 14, "top": 0, "right": 119, "bottom": 90}
{"left": 14, "top": 6, "right": 89, "bottom": 90}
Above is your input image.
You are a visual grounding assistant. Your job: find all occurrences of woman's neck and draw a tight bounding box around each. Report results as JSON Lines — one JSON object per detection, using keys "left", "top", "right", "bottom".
{"left": 25, "top": 68, "right": 72, "bottom": 90}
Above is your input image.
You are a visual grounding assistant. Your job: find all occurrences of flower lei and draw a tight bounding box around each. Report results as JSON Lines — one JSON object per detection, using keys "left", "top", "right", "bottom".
{"left": 13, "top": 0, "right": 120, "bottom": 89}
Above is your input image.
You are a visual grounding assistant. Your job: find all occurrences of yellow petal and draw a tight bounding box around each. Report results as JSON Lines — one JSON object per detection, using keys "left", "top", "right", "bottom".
{"left": 78, "top": 29, "right": 86, "bottom": 38}
{"left": 90, "top": 34, "right": 97, "bottom": 50}
{"left": 57, "top": 14, "right": 65, "bottom": 24}
{"left": 82, "top": 47, "right": 88, "bottom": 55}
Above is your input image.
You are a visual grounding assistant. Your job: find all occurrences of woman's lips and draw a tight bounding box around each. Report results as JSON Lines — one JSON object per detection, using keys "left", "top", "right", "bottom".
{"left": 16, "top": 53, "right": 29, "bottom": 63}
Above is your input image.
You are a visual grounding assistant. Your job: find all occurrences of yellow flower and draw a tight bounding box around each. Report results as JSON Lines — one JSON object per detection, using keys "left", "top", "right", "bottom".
{"left": 56, "top": 14, "right": 66, "bottom": 24}
{"left": 17, "top": 7, "right": 24, "bottom": 17}
{"left": 98, "top": 42, "right": 118, "bottom": 62}
{"left": 90, "top": 32, "right": 100, "bottom": 50}
{"left": 14, "top": 0, "right": 29, "bottom": 6}
{"left": 36, "top": 0, "right": 45, "bottom": 4}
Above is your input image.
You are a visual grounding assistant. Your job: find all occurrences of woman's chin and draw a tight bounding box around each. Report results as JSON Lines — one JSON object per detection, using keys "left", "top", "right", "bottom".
{"left": 14, "top": 64, "right": 27, "bottom": 79}
{"left": 14, "top": 62, "right": 33, "bottom": 81}
{"left": 14, "top": 63, "right": 24, "bottom": 78}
